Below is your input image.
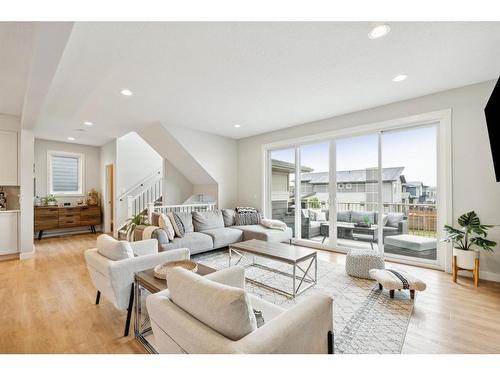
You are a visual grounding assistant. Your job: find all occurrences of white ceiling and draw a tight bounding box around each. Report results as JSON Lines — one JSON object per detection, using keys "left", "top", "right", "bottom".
{"left": 0, "top": 22, "right": 34, "bottom": 116}
{"left": 4, "top": 22, "right": 500, "bottom": 145}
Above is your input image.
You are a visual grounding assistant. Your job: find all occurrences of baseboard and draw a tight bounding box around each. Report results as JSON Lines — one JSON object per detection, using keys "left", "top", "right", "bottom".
{"left": 20, "top": 251, "right": 35, "bottom": 260}
{"left": 479, "top": 271, "right": 500, "bottom": 283}
{"left": 457, "top": 269, "right": 500, "bottom": 283}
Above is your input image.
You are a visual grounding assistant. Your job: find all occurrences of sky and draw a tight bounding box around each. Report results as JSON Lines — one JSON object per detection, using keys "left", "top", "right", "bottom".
{"left": 271, "top": 125, "right": 437, "bottom": 187}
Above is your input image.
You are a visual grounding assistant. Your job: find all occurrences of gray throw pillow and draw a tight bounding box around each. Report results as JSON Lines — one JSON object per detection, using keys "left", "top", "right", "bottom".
{"left": 168, "top": 212, "right": 185, "bottom": 237}
{"left": 337, "top": 211, "right": 350, "bottom": 223}
{"left": 192, "top": 210, "right": 225, "bottom": 231}
{"left": 386, "top": 212, "right": 404, "bottom": 228}
{"left": 222, "top": 209, "right": 237, "bottom": 227}
{"left": 235, "top": 212, "right": 262, "bottom": 225}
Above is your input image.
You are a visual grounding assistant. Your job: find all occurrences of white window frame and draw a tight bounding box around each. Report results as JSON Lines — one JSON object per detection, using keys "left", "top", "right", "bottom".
{"left": 47, "top": 150, "right": 85, "bottom": 196}
{"left": 262, "top": 109, "right": 452, "bottom": 272}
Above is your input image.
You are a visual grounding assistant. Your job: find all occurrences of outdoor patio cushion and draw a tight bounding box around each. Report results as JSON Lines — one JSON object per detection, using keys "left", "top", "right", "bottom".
{"left": 386, "top": 212, "right": 404, "bottom": 228}
{"left": 337, "top": 211, "right": 350, "bottom": 222}
{"left": 351, "top": 210, "right": 375, "bottom": 224}
{"left": 384, "top": 234, "right": 436, "bottom": 251}
{"left": 201, "top": 227, "right": 244, "bottom": 248}
{"left": 232, "top": 224, "right": 292, "bottom": 243}
{"left": 161, "top": 232, "right": 213, "bottom": 254}
{"left": 192, "top": 210, "right": 225, "bottom": 231}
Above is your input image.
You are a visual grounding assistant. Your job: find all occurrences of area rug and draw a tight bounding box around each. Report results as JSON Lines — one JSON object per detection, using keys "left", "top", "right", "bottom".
{"left": 193, "top": 249, "right": 414, "bottom": 354}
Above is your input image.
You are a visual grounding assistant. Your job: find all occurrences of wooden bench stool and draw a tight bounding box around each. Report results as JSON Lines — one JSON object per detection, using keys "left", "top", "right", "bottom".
{"left": 369, "top": 268, "right": 426, "bottom": 299}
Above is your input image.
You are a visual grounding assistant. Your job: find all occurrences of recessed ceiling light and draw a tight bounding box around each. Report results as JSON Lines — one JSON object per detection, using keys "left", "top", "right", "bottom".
{"left": 67, "top": 137, "right": 76, "bottom": 141}
{"left": 121, "top": 88, "right": 133, "bottom": 96}
{"left": 392, "top": 74, "right": 408, "bottom": 82}
{"left": 233, "top": 124, "right": 241, "bottom": 128}
{"left": 368, "top": 24, "right": 391, "bottom": 39}
{"left": 84, "top": 121, "right": 93, "bottom": 126}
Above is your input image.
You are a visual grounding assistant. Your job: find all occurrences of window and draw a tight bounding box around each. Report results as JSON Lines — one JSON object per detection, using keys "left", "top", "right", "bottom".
{"left": 48, "top": 151, "right": 84, "bottom": 196}
{"left": 345, "top": 183, "right": 352, "bottom": 189}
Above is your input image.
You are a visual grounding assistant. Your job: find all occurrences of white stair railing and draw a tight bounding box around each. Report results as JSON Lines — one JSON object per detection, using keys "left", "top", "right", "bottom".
{"left": 125, "top": 178, "right": 163, "bottom": 219}
{"left": 147, "top": 203, "right": 216, "bottom": 222}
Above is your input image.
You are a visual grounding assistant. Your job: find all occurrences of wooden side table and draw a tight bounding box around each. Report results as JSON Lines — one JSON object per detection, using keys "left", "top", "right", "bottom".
{"left": 133, "top": 263, "right": 216, "bottom": 353}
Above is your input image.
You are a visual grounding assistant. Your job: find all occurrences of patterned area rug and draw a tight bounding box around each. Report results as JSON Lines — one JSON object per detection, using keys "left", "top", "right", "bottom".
{"left": 193, "top": 249, "right": 414, "bottom": 354}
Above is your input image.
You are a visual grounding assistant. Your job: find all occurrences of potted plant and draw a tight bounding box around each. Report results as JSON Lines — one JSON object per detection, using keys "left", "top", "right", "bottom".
{"left": 442, "top": 211, "right": 497, "bottom": 271}
{"left": 41, "top": 195, "right": 58, "bottom": 206}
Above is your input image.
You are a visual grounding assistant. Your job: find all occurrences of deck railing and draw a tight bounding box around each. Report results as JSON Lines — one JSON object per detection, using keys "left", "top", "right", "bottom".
{"left": 304, "top": 201, "right": 438, "bottom": 237}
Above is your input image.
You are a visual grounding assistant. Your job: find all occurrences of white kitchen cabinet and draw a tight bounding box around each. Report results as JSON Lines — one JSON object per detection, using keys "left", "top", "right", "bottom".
{"left": 0, "top": 130, "right": 18, "bottom": 185}
{"left": 0, "top": 212, "right": 18, "bottom": 255}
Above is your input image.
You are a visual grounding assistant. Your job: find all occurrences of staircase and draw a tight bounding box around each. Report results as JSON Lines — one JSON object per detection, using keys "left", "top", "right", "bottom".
{"left": 117, "top": 169, "right": 163, "bottom": 237}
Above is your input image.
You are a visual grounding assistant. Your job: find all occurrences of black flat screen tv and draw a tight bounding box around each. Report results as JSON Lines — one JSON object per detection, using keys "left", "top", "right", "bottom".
{"left": 485, "top": 77, "right": 500, "bottom": 182}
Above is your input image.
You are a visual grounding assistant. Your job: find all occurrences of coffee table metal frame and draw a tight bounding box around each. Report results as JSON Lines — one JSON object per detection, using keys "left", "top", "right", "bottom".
{"left": 133, "top": 275, "right": 157, "bottom": 354}
{"left": 228, "top": 245, "right": 317, "bottom": 298}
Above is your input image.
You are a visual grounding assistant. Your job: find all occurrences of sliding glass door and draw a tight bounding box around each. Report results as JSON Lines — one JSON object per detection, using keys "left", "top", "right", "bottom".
{"left": 266, "top": 117, "right": 446, "bottom": 269}
{"left": 335, "top": 134, "right": 380, "bottom": 251}
{"left": 381, "top": 125, "right": 438, "bottom": 262}
{"left": 269, "top": 148, "right": 297, "bottom": 237}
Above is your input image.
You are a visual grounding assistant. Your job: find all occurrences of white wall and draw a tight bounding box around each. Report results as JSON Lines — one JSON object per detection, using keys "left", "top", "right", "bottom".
{"left": 34, "top": 139, "right": 101, "bottom": 205}
{"left": 100, "top": 140, "right": 116, "bottom": 234}
{"left": 116, "top": 132, "right": 163, "bottom": 196}
{"left": 163, "top": 159, "right": 193, "bottom": 205}
{"left": 165, "top": 124, "right": 238, "bottom": 209}
{"left": 115, "top": 132, "right": 162, "bottom": 227}
{"left": 237, "top": 80, "right": 500, "bottom": 280}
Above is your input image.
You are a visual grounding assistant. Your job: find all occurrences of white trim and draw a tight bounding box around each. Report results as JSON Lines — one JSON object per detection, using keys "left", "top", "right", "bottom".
{"left": 262, "top": 109, "right": 453, "bottom": 270}
{"left": 20, "top": 248, "right": 35, "bottom": 260}
{"left": 47, "top": 150, "right": 85, "bottom": 196}
{"left": 294, "top": 147, "right": 301, "bottom": 239}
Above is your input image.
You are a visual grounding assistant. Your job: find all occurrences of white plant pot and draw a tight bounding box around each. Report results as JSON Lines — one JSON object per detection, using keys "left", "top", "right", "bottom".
{"left": 453, "top": 248, "right": 479, "bottom": 270}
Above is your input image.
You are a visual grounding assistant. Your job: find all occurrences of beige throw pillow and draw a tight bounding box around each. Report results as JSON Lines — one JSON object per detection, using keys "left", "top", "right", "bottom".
{"left": 159, "top": 213, "right": 175, "bottom": 241}
{"left": 167, "top": 267, "right": 257, "bottom": 341}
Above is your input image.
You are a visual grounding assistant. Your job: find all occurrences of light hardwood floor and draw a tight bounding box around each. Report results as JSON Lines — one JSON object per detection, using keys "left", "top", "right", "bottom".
{"left": 1, "top": 233, "right": 499, "bottom": 354}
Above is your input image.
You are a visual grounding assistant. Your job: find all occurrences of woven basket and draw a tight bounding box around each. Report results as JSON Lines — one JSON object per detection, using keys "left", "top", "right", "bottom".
{"left": 154, "top": 260, "right": 198, "bottom": 280}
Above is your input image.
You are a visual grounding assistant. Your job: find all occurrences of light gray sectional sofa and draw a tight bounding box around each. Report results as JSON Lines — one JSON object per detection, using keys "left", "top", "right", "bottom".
{"left": 134, "top": 209, "right": 293, "bottom": 255}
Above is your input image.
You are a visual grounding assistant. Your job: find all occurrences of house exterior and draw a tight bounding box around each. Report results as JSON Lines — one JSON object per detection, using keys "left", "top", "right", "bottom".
{"left": 299, "top": 166, "right": 406, "bottom": 205}
{"left": 403, "top": 181, "right": 436, "bottom": 203}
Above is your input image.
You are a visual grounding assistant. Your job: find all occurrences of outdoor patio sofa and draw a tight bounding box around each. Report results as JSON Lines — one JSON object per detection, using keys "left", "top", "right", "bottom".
{"left": 285, "top": 209, "right": 408, "bottom": 240}
{"left": 134, "top": 209, "right": 292, "bottom": 255}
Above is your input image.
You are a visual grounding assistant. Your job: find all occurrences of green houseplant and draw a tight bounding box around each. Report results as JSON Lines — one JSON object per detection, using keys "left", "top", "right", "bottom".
{"left": 442, "top": 211, "right": 497, "bottom": 270}
{"left": 41, "top": 194, "right": 58, "bottom": 206}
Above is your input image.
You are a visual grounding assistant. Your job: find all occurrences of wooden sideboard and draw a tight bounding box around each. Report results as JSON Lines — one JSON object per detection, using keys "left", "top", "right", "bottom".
{"left": 34, "top": 206, "right": 101, "bottom": 240}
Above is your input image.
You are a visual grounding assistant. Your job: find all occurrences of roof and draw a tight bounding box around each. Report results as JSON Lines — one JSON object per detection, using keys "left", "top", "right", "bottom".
{"left": 299, "top": 167, "right": 405, "bottom": 184}
{"left": 271, "top": 159, "right": 313, "bottom": 173}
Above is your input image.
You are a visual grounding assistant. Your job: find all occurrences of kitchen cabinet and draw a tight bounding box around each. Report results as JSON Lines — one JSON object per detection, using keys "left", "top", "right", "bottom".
{"left": 0, "top": 212, "right": 18, "bottom": 255}
{"left": 0, "top": 130, "right": 18, "bottom": 185}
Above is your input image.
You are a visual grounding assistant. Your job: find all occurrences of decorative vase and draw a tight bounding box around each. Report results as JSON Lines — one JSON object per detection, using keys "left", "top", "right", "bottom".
{"left": 453, "top": 248, "right": 480, "bottom": 270}
{"left": 48, "top": 201, "right": 57, "bottom": 206}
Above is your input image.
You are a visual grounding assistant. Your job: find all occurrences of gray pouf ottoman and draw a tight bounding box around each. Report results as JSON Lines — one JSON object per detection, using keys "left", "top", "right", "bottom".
{"left": 345, "top": 249, "right": 385, "bottom": 279}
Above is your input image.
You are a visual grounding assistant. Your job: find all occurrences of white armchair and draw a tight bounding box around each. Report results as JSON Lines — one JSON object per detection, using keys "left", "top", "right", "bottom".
{"left": 146, "top": 266, "right": 334, "bottom": 354}
{"left": 84, "top": 235, "right": 190, "bottom": 336}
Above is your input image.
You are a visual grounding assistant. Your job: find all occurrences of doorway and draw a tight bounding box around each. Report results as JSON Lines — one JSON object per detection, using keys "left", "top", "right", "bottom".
{"left": 105, "top": 164, "right": 114, "bottom": 234}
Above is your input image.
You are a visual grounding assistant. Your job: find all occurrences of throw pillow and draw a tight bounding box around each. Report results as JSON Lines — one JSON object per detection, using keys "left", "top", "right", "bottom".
{"left": 96, "top": 234, "right": 134, "bottom": 261}
{"left": 236, "top": 206, "right": 259, "bottom": 214}
{"left": 386, "top": 212, "right": 404, "bottom": 228}
{"left": 158, "top": 213, "right": 175, "bottom": 241}
{"left": 222, "top": 209, "right": 237, "bottom": 227}
{"left": 167, "top": 267, "right": 257, "bottom": 341}
{"left": 235, "top": 212, "right": 262, "bottom": 225}
{"left": 315, "top": 211, "right": 327, "bottom": 221}
{"left": 382, "top": 214, "right": 389, "bottom": 226}
{"left": 168, "top": 212, "right": 185, "bottom": 238}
